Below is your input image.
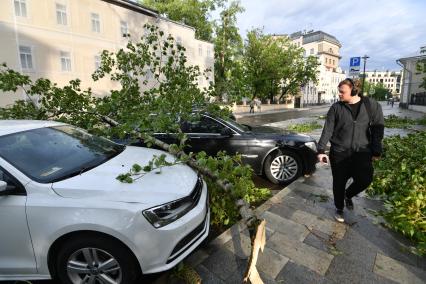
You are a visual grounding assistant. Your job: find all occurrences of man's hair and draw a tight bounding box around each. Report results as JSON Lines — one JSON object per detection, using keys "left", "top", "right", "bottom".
{"left": 338, "top": 78, "right": 362, "bottom": 96}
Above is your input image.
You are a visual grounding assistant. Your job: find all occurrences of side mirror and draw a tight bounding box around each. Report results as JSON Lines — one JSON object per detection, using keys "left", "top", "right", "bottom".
{"left": 220, "top": 128, "right": 234, "bottom": 137}
{"left": 0, "top": 181, "right": 7, "bottom": 194}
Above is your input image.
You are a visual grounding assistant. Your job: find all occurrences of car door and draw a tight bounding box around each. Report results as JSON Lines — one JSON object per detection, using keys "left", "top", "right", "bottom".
{"left": 182, "top": 115, "right": 246, "bottom": 157}
{"left": 0, "top": 166, "right": 37, "bottom": 275}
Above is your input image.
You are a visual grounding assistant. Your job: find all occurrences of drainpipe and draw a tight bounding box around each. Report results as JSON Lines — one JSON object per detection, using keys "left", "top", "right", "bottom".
{"left": 396, "top": 59, "right": 411, "bottom": 109}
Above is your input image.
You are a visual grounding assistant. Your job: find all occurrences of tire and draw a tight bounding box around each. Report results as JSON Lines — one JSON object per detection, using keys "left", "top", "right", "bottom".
{"left": 264, "top": 149, "right": 302, "bottom": 185}
{"left": 55, "top": 234, "right": 141, "bottom": 284}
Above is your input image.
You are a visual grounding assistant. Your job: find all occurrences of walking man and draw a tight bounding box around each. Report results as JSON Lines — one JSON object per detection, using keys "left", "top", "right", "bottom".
{"left": 249, "top": 99, "right": 255, "bottom": 113}
{"left": 256, "top": 98, "right": 262, "bottom": 112}
{"left": 317, "top": 78, "right": 384, "bottom": 222}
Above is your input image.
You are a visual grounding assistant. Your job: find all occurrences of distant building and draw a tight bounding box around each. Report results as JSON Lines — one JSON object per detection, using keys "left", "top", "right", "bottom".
{"left": 360, "top": 70, "right": 403, "bottom": 97}
{"left": 274, "top": 30, "right": 346, "bottom": 106}
{"left": 397, "top": 46, "right": 426, "bottom": 113}
{"left": 0, "top": 0, "right": 214, "bottom": 107}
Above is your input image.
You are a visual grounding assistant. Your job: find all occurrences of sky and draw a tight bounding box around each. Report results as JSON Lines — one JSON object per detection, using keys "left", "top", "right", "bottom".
{"left": 231, "top": 0, "right": 426, "bottom": 71}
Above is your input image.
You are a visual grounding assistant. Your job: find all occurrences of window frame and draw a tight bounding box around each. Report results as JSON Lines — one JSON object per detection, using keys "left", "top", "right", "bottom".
{"left": 198, "top": 44, "right": 203, "bottom": 56}
{"left": 14, "top": 0, "right": 27, "bottom": 17}
{"left": 181, "top": 116, "right": 229, "bottom": 135}
{"left": 56, "top": 3, "right": 67, "bottom": 26}
{"left": 91, "top": 12, "right": 101, "bottom": 33}
{"left": 19, "top": 45, "right": 34, "bottom": 70}
{"left": 120, "top": 20, "right": 128, "bottom": 37}
{"left": 60, "top": 50, "right": 72, "bottom": 72}
{"left": 94, "top": 55, "right": 101, "bottom": 70}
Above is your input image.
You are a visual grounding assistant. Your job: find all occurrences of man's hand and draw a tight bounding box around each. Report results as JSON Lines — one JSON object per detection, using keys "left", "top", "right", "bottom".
{"left": 372, "top": 156, "right": 380, "bottom": 161}
{"left": 317, "top": 154, "right": 330, "bottom": 164}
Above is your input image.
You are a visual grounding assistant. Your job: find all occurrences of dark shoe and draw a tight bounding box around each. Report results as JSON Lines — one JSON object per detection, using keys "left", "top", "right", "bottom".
{"left": 334, "top": 209, "right": 344, "bottom": 223}
{"left": 345, "top": 197, "right": 354, "bottom": 210}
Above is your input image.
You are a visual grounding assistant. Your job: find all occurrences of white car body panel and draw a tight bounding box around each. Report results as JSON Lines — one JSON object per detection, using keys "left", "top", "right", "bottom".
{"left": 0, "top": 120, "right": 209, "bottom": 281}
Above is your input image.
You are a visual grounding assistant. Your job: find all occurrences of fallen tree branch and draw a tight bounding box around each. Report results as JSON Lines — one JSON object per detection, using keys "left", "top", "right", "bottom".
{"left": 104, "top": 115, "right": 259, "bottom": 227}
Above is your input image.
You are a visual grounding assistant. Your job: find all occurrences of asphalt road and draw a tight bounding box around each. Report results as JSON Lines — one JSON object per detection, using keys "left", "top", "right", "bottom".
{"left": 236, "top": 105, "right": 331, "bottom": 126}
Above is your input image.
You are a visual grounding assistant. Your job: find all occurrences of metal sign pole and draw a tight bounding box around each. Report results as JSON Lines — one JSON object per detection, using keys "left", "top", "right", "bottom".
{"left": 361, "top": 55, "right": 369, "bottom": 95}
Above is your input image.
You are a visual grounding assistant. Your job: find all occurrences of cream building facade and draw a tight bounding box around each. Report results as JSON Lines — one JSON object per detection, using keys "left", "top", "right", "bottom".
{"left": 397, "top": 46, "right": 426, "bottom": 113}
{"left": 288, "top": 30, "right": 346, "bottom": 105}
{"left": 0, "top": 0, "right": 214, "bottom": 107}
{"left": 361, "top": 70, "right": 403, "bottom": 96}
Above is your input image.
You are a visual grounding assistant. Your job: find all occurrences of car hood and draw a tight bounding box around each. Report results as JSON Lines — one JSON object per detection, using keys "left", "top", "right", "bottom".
{"left": 249, "top": 125, "right": 314, "bottom": 142}
{"left": 52, "top": 146, "right": 198, "bottom": 205}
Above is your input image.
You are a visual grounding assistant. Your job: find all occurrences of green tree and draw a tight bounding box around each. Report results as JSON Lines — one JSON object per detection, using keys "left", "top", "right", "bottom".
{"left": 0, "top": 25, "right": 269, "bottom": 232}
{"left": 242, "top": 30, "right": 318, "bottom": 102}
{"left": 213, "top": 0, "right": 245, "bottom": 102}
{"left": 416, "top": 48, "right": 426, "bottom": 91}
{"left": 364, "top": 81, "right": 391, "bottom": 101}
{"left": 242, "top": 29, "right": 279, "bottom": 101}
{"left": 276, "top": 39, "right": 319, "bottom": 101}
{"left": 141, "top": 0, "right": 223, "bottom": 41}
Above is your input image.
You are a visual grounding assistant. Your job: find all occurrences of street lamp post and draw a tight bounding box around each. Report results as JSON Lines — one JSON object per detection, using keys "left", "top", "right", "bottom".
{"left": 361, "top": 55, "right": 369, "bottom": 96}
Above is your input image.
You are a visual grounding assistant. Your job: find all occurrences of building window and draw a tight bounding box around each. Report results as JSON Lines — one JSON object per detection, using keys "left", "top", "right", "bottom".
{"left": 176, "top": 36, "right": 182, "bottom": 46}
{"left": 333, "top": 59, "right": 335, "bottom": 65}
{"left": 19, "top": 45, "right": 33, "bottom": 69}
{"left": 207, "top": 47, "right": 211, "bottom": 58}
{"left": 94, "top": 55, "right": 101, "bottom": 69}
{"left": 14, "top": 0, "right": 27, "bottom": 17}
{"left": 91, "top": 13, "right": 100, "bottom": 33}
{"left": 310, "top": 48, "right": 314, "bottom": 55}
{"left": 198, "top": 44, "right": 203, "bottom": 56}
{"left": 60, "top": 51, "right": 71, "bottom": 71}
{"left": 120, "top": 21, "right": 128, "bottom": 37}
{"left": 56, "top": 3, "right": 67, "bottom": 25}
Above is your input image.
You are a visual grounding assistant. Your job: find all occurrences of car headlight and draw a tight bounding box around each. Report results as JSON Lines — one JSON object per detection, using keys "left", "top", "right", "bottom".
{"left": 304, "top": 141, "right": 317, "bottom": 152}
{"left": 143, "top": 198, "right": 193, "bottom": 228}
{"left": 143, "top": 176, "right": 203, "bottom": 228}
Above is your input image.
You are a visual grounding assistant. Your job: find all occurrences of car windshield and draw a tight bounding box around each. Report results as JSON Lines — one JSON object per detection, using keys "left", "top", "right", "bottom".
{"left": 224, "top": 118, "right": 251, "bottom": 132}
{"left": 0, "top": 125, "right": 125, "bottom": 183}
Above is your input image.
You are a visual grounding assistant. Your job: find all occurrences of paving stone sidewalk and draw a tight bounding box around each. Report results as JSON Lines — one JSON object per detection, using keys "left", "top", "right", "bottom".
{"left": 185, "top": 165, "right": 426, "bottom": 284}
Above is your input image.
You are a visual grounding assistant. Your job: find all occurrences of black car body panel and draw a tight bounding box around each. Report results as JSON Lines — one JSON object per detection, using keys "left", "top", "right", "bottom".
{"left": 122, "top": 114, "right": 318, "bottom": 178}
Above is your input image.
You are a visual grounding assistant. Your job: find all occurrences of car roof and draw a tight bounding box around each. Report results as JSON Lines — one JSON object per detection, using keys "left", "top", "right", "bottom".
{"left": 0, "top": 120, "right": 67, "bottom": 136}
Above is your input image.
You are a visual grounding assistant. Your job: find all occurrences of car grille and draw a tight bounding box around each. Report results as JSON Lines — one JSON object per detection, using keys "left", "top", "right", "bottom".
{"left": 189, "top": 175, "right": 203, "bottom": 207}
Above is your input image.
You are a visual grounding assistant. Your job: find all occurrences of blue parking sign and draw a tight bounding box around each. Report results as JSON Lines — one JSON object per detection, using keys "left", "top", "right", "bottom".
{"left": 350, "top": 57, "right": 361, "bottom": 67}
{"left": 349, "top": 57, "right": 361, "bottom": 76}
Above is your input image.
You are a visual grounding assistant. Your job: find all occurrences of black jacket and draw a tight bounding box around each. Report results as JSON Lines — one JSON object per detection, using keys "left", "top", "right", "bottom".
{"left": 317, "top": 97, "right": 384, "bottom": 156}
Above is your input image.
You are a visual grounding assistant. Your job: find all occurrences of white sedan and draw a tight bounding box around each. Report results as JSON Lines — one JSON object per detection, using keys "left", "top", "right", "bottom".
{"left": 0, "top": 120, "right": 209, "bottom": 284}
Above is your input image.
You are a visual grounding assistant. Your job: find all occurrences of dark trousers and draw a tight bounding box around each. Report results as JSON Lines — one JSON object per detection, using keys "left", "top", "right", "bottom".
{"left": 330, "top": 150, "right": 374, "bottom": 210}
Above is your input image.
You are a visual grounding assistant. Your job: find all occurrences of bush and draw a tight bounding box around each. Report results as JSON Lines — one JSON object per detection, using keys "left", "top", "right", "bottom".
{"left": 384, "top": 115, "right": 415, "bottom": 129}
{"left": 417, "top": 116, "right": 426, "bottom": 126}
{"left": 286, "top": 121, "right": 322, "bottom": 133}
{"left": 368, "top": 131, "right": 426, "bottom": 255}
{"left": 195, "top": 151, "right": 271, "bottom": 229}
